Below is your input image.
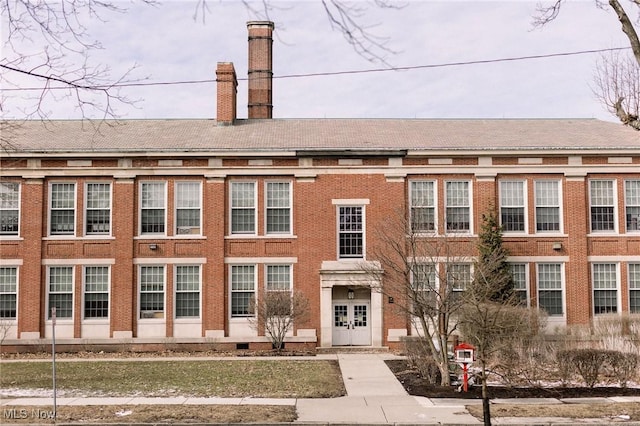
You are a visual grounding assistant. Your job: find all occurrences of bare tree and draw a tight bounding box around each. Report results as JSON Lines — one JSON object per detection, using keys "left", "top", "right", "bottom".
{"left": 593, "top": 50, "right": 640, "bottom": 130}
{"left": 249, "top": 290, "right": 310, "bottom": 352}
{"left": 365, "top": 209, "right": 475, "bottom": 386}
{"left": 533, "top": 0, "right": 640, "bottom": 129}
{"left": 459, "top": 248, "right": 546, "bottom": 426}
{"left": 1, "top": 1, "right": 153, "bottom": 125}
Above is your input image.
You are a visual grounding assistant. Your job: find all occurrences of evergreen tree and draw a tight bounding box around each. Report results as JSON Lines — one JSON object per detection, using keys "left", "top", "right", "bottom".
{"left": 474, "top": 208, "right": 514, "bottom": 302}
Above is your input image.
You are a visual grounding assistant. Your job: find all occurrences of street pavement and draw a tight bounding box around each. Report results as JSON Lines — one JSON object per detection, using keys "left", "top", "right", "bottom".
{"left": 2, "top": 352, "right": 640, "bottom": 425}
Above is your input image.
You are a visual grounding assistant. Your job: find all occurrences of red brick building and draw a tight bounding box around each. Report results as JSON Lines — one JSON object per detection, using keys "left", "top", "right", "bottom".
{"left": 1, "top": 22, "right": 639, "bottom": 351}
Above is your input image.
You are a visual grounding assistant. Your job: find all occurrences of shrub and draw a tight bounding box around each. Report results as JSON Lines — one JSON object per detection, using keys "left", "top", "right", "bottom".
{"left": 403, "top": 337, "right": 442, "bottom": 385}
{"left": 606, "top": 351, "right": 639, "bottom": 387}
{"left": 555, "top": 349, "right": 575, "bottom": 386}
{"left": 572, "top": 349, "right": 609, "bottom": 388}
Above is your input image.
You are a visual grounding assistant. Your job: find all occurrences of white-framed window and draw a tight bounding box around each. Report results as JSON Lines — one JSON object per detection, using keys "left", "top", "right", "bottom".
{"left": 592, "top": 263, "right": 618, "bottom": 315}
{"left": 175, "top": 181, "right": 202, "bottom": 235}
{"left": 139, "top": 265, "right": 165, "bottom": 319}
{"left": 230, "top": 182, "right": 256, "bottom": 234}
{"left": 0, "top": 267, "right": 18, "bottom": 319}
{"left": 500, "top": 181, "right": 526, "bottom": 232}
{"left": 625, "top": 180, "right": 640, "bottom": 232}
{"left": 630, "top": 263, "right": 640, "bottom": 314}
{"left": 445, "top": 181, "right": 471, "bottom": 233}
{"left": 411, "top": 263, "right": 437, "bottom": 313}
{"left": 535, "top": 180, "right": 561, "bottom": 232}
{"left": 536, "top": 263, "right": 563, "bottom": 316}
{"left": 509, "top": 263, "right": 528, "bottom": 305}
{"left": 266, "top": 264, "right": 292, "bottom": 292}
{"left": 0, "top": 182, "right": 20, "bottom": 236}
{"left": 84, "top": 266, "right": 109, "bottom": 319}
{"left": 266, "top": 181, "right": 291, "bottom": 234}
{"left": 85, "top": 183, "right": 111, "bottom": 235}
{"left": 448, "top": 263, "right": 471, "bottom": 303}
{"left": 410, "top": 181, "right": 436, "bottom": 233}
{"left": 589, "top": 180, "right": 616, "bottom": 232}
{"left": 175, "top": 265, "right": 201, "bottom": 318}
{"left": 50, "top": 182, "right": 76, "bottom": 235}
{"left": 338, "top": 205, "right": 364, "bottom": 259}
{"left": 265, "top": 264, "right": 293, "bottom": 317}
{"left": 48, "top": 266, "right": 73, "bottom": 319}
{"left": 230, "top": 265, "right": 256, "bottom": 317}
{"left": 140, "top": 182, "right": 166, "bottom": 235}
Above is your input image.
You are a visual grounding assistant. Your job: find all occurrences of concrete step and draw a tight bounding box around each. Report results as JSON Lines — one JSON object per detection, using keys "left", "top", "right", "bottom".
{"left": 316, "top": 346, "right": 390, "bottom": 354}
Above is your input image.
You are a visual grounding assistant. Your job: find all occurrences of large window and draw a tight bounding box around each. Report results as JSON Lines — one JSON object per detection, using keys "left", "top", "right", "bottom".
{"left": 140, "top": 182, "right": 166, "bottom": 235}
{"left": 592, "top": 263, "right": 618, "bottom": 314}
{"left": 630, "top": 264, "right": 640, "bottom": 314}
{"left": 266, "top": 265, "right": 291, "bottom": 292}
{"left": 176, "top": 182, "right": 201, "bottom": 235}
{"left": 410, "top": 181, "right": 435, "bottom": 232}
{"left": 231, "top": 265, "right": 255, "bottom": 317}
{"left": 0, "top": 182, "right": 20, "bottom": 236}
{"left": 85, "top": 183, "right": 111, "bottom": 235}
{"left": 445, "top": 181, "right": 470, "bottom": 233}
{"left": 510, "top": 263, "right": 528, "bottom": 305}
{"left": 590, "top": 180, "right": 616, "bottom": 232}
{"left": 266, "top": 182, "right": 291, "bottom": 234}
{"left": 50, "top": 183, "right": 76, "bottom": 235}
{"left": 231, "top": 182, "right": 256, "bottom": 234}
{"left": 625, "top": 180, "right": 640, "bottom": 232}
{"left": 500, "top": 181, "right": 525, "bottom": 232}
{"left": 338, "top": 206, "right": 364, "bottom": 258}
{"left": 175, "top": 265, "right": 200, "bottom": 318}
{"left": 412, "top": 264, "right": 436, "bottom": 313}
{"left": 448, "top": 263, "right": 471, "bottom": 291}
{"left": 139, "top": 266, "right": 165, "bottom": 318}
{"left": 537, "top": 263, "right": 563, "bottom": 316}
{"left": 0, "top": 267, "right": 17, "bottom": 319}
{"left": 84, "top": 266, "right": 109, "bottom": 319}
{"left": 48, "top": 266, "right": 73, "bottom": 319}
{"left": 535, "top": 180, "right": 561, "bottom": 232}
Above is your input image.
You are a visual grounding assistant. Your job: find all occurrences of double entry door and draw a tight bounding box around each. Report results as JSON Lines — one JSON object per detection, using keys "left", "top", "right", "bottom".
{"left": 332, "top": 300, "right": 371, "bottom": 346}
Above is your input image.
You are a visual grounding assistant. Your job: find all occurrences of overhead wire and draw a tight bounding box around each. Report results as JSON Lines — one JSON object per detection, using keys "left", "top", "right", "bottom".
{"left": 1, "top": 46, "right": 631, "bottom": 92}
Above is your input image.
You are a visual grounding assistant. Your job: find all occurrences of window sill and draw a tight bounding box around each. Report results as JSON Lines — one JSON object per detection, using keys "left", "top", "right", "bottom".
{"left": 225, "top": 235, "right": 298, "bottom": 240}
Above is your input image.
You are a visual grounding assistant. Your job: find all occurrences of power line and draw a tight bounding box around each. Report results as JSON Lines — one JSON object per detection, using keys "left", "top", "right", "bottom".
{"left": 1, "top": 46, "right": 631, "bottom": 92}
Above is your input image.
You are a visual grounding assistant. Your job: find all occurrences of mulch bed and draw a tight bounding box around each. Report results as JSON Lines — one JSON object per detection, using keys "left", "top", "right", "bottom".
{"left": 385, "top": 359, "right": 640, "bottom": 399}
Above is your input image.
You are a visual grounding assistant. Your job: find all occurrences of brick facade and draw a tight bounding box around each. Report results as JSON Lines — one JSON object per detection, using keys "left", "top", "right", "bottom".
{"left": 1, "top": 21, "right": 639, "bottom": 352}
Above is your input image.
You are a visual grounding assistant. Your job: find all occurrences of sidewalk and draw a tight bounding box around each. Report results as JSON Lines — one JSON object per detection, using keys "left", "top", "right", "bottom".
{"left": 296, "top": 353, "right": 481, "bottom": 424}
{"left": 2, "top": 353, "right": 640, "bottom": 425}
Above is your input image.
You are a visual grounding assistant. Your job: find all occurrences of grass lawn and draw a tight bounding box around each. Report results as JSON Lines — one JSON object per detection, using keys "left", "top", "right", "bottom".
{"left": 0, "top": 359, "right": 345, "bottom": 398}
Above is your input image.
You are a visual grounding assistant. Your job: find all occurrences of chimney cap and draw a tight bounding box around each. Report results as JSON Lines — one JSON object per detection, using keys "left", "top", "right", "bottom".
{"left": 247, "top": 21, "right": 274, "bottom": 29}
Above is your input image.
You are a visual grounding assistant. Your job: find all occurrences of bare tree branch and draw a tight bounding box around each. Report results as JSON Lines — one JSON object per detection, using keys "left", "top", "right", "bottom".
{"left": 593, "top": 50, "right": 640, "bottom": 129}
{"left": 608, "top": 0, "right": 640, "bottom": 65}
{"left": 533, "top": 0, "right": 640, "bottom": 129}
{"left": 363, "top": 208, "right": 475, "bottom": 386}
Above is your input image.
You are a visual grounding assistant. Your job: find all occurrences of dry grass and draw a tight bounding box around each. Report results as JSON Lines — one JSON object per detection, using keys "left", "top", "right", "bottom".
{"left": 467, "top": 402, "right": 640, "bottom": 420}
{"left": 0, "top": 359, "right": 345, "bottom": 398}
{"left": 1, "top": 404, "right": 295, "bottom": 424}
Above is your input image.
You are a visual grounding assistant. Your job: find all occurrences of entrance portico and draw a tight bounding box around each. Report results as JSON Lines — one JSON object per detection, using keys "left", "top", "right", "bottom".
{"left": 319, "top": 260, "right": 383, "bottom": 347}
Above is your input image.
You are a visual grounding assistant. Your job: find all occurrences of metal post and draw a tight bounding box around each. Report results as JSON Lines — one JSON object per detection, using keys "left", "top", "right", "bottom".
{"left": 462, "top": 363, "right": 469, "bottom": 392}
{"left": 51, "top": 307, "right": 57, "bottom": 421}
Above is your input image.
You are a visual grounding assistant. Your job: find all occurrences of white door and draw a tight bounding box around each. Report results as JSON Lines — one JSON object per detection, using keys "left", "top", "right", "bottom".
{"left": 332, "top": 300, "right": 371, "bottom": 346}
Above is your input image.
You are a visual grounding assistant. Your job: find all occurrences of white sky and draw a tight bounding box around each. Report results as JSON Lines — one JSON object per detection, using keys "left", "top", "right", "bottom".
{"left": 2, "top": 0, "right": 637, "bottom": 122}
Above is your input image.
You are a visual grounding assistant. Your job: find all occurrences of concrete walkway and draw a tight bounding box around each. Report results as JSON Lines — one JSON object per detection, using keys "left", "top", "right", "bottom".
{"left": 296, "top": 353, "right": 480, "bottom": 424}
{"left": 2, "top": 353, "right": 640, "bottom": 425}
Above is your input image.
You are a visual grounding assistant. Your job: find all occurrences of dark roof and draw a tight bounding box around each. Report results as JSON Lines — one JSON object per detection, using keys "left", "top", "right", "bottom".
{"left": 3, "top": 118, "right": 639, "bottom": 155}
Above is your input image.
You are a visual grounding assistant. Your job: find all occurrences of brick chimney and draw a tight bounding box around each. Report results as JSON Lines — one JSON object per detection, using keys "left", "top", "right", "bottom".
{"left": 247, "top": 21, "right": 274, "bottom": 119}
{"left": 216, "top": 62, "right": 237, "bottom": 125}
